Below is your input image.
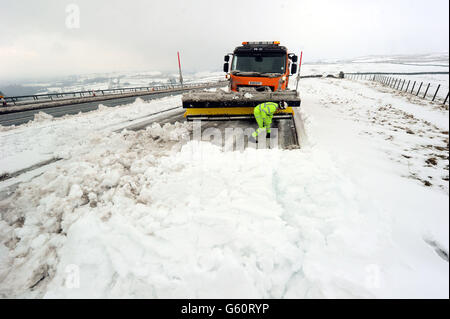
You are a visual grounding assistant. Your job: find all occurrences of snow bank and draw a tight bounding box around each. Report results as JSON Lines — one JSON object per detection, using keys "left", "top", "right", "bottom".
{"left": 0, "top": 76, "right": 448, "bottom": 299}
{"left": 0, "top": 123, "right": 191, "bottom": 298}
{"left": 1, "top": 137, "right": 447, "bottom": 298}
{"left": 0, "top": 96, "right": 182, "bottom": 176}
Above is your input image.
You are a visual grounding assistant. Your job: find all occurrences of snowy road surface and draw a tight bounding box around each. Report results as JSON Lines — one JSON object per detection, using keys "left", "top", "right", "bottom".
{"left": 0, "top": 78, "right": 448, "bottom": 298}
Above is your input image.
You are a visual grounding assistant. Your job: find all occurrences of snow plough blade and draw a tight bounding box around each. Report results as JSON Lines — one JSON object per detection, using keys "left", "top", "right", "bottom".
{"left": 182, "top": 90, "right": 301, "bottom": 121}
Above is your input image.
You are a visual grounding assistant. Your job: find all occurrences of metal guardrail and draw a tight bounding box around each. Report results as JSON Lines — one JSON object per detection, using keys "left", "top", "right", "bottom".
{"left": 4, "top": 81, "right": 227, "bottom": 106}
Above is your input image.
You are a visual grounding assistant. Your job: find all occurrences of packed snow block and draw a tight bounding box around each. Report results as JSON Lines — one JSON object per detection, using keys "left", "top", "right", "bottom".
{"left": 293, "top": 110, "right": 308, "bottom": 148}
{"left": 182, "top": 90, "right": 301, "bottom": 108}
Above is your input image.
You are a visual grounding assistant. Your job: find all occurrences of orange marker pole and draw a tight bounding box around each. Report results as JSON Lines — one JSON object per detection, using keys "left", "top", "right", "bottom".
{"left": 295, "top": 51, "right": 303, "bottom": 92}
{"left": 177, "top": 51, "right": 183, "bottom": 86}
{"left": 299, "top": 51, "right": 303, "bottom": 73}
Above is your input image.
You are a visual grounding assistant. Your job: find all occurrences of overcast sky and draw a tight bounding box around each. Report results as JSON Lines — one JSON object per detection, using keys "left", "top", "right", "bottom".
{"left": 0, "top": 0, "right": 448, "bottom": 81}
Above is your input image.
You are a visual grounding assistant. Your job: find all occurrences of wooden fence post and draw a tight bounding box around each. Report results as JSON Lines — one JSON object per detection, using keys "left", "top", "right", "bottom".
{"left": 405, "top": 80, "right": 410, "bottom": 92}
{"left": 410, "top": 81, "right": 416, "bottom": 94}
{"left": 444, "top": 92, "right": 449, "bottom": 105}
{"left": 432, "top": 84, "right": 441, "bottom": 102}
{"left": 423, "top": 83, "right": 430, "bottom": 98}
{"left": 400, "top": 79, "right": 405, "bottom": 91}
{"left": 416, "top": 82, "right": 423, "bottom": 96}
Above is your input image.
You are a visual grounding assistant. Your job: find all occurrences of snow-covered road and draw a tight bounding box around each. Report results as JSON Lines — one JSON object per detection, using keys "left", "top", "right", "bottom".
{"left": 0, "top": 78, "right": 448, "bottom": 298}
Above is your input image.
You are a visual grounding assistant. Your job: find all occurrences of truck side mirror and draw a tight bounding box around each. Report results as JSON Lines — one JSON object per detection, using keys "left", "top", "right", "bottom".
{"left": 291, "top": 64, "right": 297, "bottom": 75}
{"left": 223, "top": 62, "right": 229, "bottom": 73}
{"left": 291, "top": 55, "right": 298, "bottom": 63}
{"left": 224, "top": 55, "right": 230, "bottom": 62}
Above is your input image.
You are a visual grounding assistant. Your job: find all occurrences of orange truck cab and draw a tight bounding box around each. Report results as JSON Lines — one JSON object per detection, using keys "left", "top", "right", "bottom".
{"left": 223, "top": 41, "right": 298, "bottom": 92}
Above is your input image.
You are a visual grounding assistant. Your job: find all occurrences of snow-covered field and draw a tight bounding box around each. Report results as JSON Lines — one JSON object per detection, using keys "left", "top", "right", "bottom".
{"left": 43, "top": 71, "right": 224, "bottom": 93}
{"left": 0, "top": 74, "right": 448, "bottom": 298}
{"left": 304, "top": 53, "right": 448, "bottom": 74}
{"left": 372, "top": 74, "right": 449, "bottom": 102}
{"left": 302, "top": 53, "right": 449, "bottom": 101}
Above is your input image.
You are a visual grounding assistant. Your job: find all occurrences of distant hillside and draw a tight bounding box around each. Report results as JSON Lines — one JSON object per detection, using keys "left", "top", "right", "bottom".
{"left": 310, "top": 53, "right": 449, "bottom": 67}
{"left": 348, "top": 53, "right": 449, "bottom": 66}
{"left": 0, "top": 85, "right": 46, "bottom": 97}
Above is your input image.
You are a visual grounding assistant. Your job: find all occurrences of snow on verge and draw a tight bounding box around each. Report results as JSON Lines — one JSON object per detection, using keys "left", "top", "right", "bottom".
{"left": 0, "top": 95, "right": 182, "bottom": 176}
{"left": 1, "top": 121, "right": 448, "bottom": 298}
{"left": 0, "top": 77, "right": 448, "bottom": 299}
{"left": 0, "top": 123, "right": 191, "bottom": 298}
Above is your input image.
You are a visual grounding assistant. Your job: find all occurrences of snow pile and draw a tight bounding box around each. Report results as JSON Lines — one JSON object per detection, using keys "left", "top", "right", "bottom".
{"left": 0, "top": 124, "right": 191, "bottom": 298}
{"left": 0, "top": 96, "right": 182, "bottom": 176}
{"left": 0, "top": 77, "right": 448, "bottom": 299}
{"left": 33, "top": 112, "right": 54, "bottom": 123}
{"left": 1, "top": 135, "right": 447, "bottom": 298}
{"left": 146, "top": 122, "right": 191, "bottom": 142}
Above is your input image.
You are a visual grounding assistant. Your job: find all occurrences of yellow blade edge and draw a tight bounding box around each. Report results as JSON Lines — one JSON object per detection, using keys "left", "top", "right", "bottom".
{"left": 184, "top": 107, "right": 295, "bottom": 117}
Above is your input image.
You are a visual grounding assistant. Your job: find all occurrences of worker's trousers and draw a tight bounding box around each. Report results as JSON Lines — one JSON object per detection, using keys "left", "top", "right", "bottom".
{"left": 252, "top": 108, "right": 273, "bottom": 138}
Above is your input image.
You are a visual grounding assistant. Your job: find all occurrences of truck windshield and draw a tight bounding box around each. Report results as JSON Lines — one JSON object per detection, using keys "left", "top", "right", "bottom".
{"left": 231, "top": 54, "right": 286, "bottom": 74}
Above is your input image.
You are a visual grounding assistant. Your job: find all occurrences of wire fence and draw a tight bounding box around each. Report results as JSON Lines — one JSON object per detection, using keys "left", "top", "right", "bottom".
{"left": 346, "top": 72, "right": 449, "bottom": 105}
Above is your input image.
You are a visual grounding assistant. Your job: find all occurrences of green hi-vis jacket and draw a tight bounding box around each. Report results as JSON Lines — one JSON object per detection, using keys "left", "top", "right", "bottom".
{"left": 252, "top": 102, "right": 278, "bottom": 137}
{"left": 254, "top": 102, "right": 278, "bottom": 118}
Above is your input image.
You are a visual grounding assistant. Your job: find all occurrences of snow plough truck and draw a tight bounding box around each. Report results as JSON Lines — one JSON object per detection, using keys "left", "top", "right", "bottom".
{"left": 182, "top": 41, "right": 301, "bottom": 121}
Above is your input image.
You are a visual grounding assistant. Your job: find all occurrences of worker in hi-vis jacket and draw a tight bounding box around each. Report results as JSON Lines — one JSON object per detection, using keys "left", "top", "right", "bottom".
{"left": 249, "top": 101, "right": 287, "bottom": 143}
